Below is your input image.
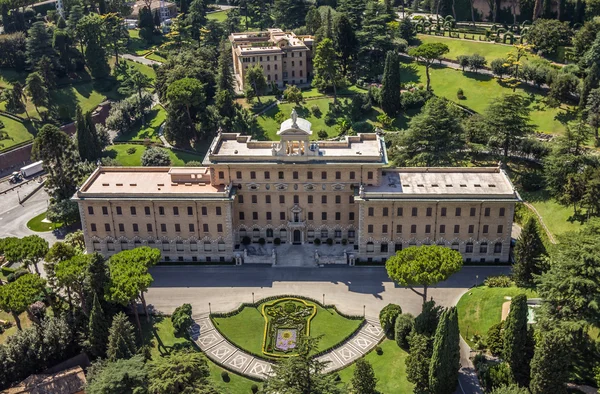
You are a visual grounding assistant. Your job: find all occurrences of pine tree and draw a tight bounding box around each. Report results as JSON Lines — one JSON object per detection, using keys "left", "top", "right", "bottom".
{"left": 312, "top": 38, "right": 342, "bottom": 104}
{"left": 76, "top": 107, "right": 102, "bottom": 162}
{"left": 502, "top": 294, "right": 531, "bottom": 387}
{"left": 351, "top": 358, "right": 377, "bottom": 394}
{"left": 429, "top": 307, "right": 460, "bottom": 394}
{"left": 380, "top": 51, "right": 401, "bottom": 116}
{"left": 25, "top": 72, "right": 48, "bottom": 118}
{"left": 513, "top": 217, "right": 547, "bottom": 287}
{"left": 217, "top": 42, "right": 234, "bottom": 94}
{"left": 107, "top": 312, "right": 137, "bottom": 361}
{"left": 88, "top": 292, "right": 109, "bottom": 358}
{"left": 333, "top": 13, "right": 358, "bottom": 77}
{"left": 529, "top": 328, "right": 570, "bottom": 394}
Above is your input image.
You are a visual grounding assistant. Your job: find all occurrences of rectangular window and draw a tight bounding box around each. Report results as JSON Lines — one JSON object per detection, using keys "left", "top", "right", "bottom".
{"left": 494, "top": 243, "right": 502, "bottom": 253}
{"left": 367, "top": 171, "right": 373, "bottom": 180}
{"left": 349, "top": 212, "right": 355, "bottom": 220}
{"left": 412, "top": 207, "right": 418, "bottom": 217}
{"left": 279, "top": 171, "right": 284, "bottom": 180}
{"left": 145, "top": 206, "right": 151, "bottom": 216}
{"left": 239, "top": 195, "right": 244, "bottom": 204}
{"left": 368, "top": 225, "right": 373, "bottom": 233}
{"left": 396, "top": 224, "right": 403, "bottom": 233}
{"left": 468, "top": 224, "right": 474, "bottom": 234}
{"left": 133, "top": 223, "right": 139, "bottom": 232}
{"left": 425, "top": 224, "right": 431, "bottom": 233}
{"left": 147, "top": 223, "right": 153, "bottom": 232}
{"left": 335, "top": 212, "right": 341, "bottom": 220}
{"left": 455, "top": 207, "right": 462, "bottom": 217}
{"left": 454, "top": 225, "right": 460, "bottom": 234}
{"left": 350, "top": 171, "right": 355, "bottom": 180}
{"left": 217, "top": 224, "right": 223, "bottom": 232}
{"left": 253, "top": 212, "right": 258, "bottom": 220}
{"left": 88, "top": 206, "right": 94, "bottom": 215}
{"left": 236, "top": 171, "right": 242, "bottom": 179}
{"left": 308, "top": 212, "right": 313, "bottom": 220}
{"left": 499, "top": 207, "right": 506, "bottom": 217}
{"left": 279, "top": 195, "right": 285, "bottom": 204}
{"left": 483, "top": 225, "right": 489, "bottom": 234}
{"left": 216, "top": 207, "right": 222, "bottom": 216}
{"left": 187, "top": 206, "right": 193, "bottom": 216}
{"left": 175, "top": 224, "right": 181, "bottom": 232}
{"left": 336, "top": 171, "right": 341, "bottom": 180}
{"left": 349, "top": 196, "right": 354, "bottom": 204}
{"left": 308, "top": 195, "right": 313, "bottom": 204}
{"left": 294, "top": 195, "right": 299, "bottom": 204}
{"left": 239, "top": 212, "right": 245, "bottom": 220}
{"left": 484, "top": 207, "right": 491, "bottom": 217}
{"left": 322, "top": 195, "right": 327, "bottom": 204}
{"left": 105, "top": 206, "right": 111, "bottom": 215}
{"left": 397, "top": 207, "right": 403, "bottom": 216}
{"left": 410, "top": 224, "right": 417, "bottom": 234}
{"left": 383, "top": 207, "right": 389, "bottom": 216}
{"left": 497, "top": 225, "right": 504, "bottom": 233}
{"left": 159, "top": 206, "right": 165, "bottom": 215}
{"left": 293, "top": 171, "right": 298, "bottom": 180}
{"left": 266, "top": 195, "right": 271, "bottom": 204}
{"left": 218, "top": 171, "right": 224, "bottom": 179}
{"left": 130, "top": 206, "right": 136, "bottom": 215}
{"left": 322, "top": 212, "right": 327, "bottom": 220}
{"left": 118, "top": 223, "right": 125, "bottom": 232}
{"left": 91, "top": 223, "right": 97, "bottom": 232}
{"left": 189, "top": 223, "right": 195, "bottom": 232}
{"left": 368, "top": 207, "right": 374, "bottom": 216}
{"left": 426, "top": 207, "right": 432, "bottom": 217}
{"left": 250, "top": 171, "right": 256, "bottom": 179}
{"left": 382, "top": 224, "right": 388, "bottom": 233}
{"left": 252, "top": 195, "right": 257, "bottom": 204}
{"left": 441, "top": 207, "right": 447, "bottom": 216}
{"left": 440, "top": 224, "right": 446, "bottom": 234}
{"left": 267, "top": 212, "right": 272, "bottom": 220}
{"left": 307, "top": 171, "right": 313, "bottom": 179}
{"left": 335, "top": 195, "right": 341, "bottom": 204}
{"left": 466, "top": 244, "right": 473, "bottom": 253}
{"left": 201, "top": 207, "right": 207, "bottom": 215}
{"left": 321, "top": 171, "right": 327, "bottom": 180}
{"left": 161, "top": 224, "right": 167, "bottom": 232}
{"left": 203, "top": 223, "right": 209, "bottom": 232}
{"left": 173, "top": 207, "right": 179, "bottom": 216}
{"left": 470, "top": 207, "right": 476, "bottom": 217}
{"left": 105, "top": 223, "right": 111, "bottom": 232}
{"left": 280, "top": 212, "right": 285, "bottom": 220}
{"left": 381, "top": 243, "right": 388, "bottom": 253}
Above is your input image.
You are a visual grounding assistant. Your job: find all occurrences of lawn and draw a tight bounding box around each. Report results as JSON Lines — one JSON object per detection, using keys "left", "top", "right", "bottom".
{"left": 0, "top": 68, "right": 27, "bottom": 89}
{"left": 123, "top": 59, "right": 156, "bottom": 81}
{"left": 104, "top": 143, "right": 206, "bottom": 166}
{"left": 127, "top": 29, "right": 164, "bottom": 56}
{"left": 146, "top": 52, "right": 167, "bottom": 63}
{"left": 211, "top": 300, "right": 364, "bottom": 357}
{"left": 0, "top": 115, "right": 36, "bottom": 152}
{"left": 520, "top": 190, "right": 584, "bottom": 236}
{"left": 416, "top": 34, "right": 520, "bottom": 63}
{"left": 456, "top": 286, "right": 538, "bottom": 347}
{"left": 0, "top": 311, "right": 31, "bottom": 344}
{"left": 114, "top": 106, "right": 165, "bottom": 143}
{"left": 337, "top": 339, "right": 413, "bottom": 393}
{"left": 401, "top": 60, "right": 572, "bottom": 135}
{"left": 207, "top": 9, "right": 230, "bottom": 22}
{"left": 26, "top": 211, "right": 63, "bottom": 232}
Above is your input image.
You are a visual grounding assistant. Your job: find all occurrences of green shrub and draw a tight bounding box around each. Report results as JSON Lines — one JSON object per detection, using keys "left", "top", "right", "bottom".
{"left": 0, "top": 120, "right": 4, "bottom": 129}
{"left": 394, "top": 313, "right": 414, "bottom": 349}
{"left": 241, "top": 236, "right": 251, "bottom": 245}
{"left": 314, "top": 238, "right": 321, "bottom": 245}
{"left": 375, "top": 346, "right": 383, "bottom": 355}
{"left": 127, "top": 147, "right": 137, "bottom": 155}
{"left": 352, "top": 121, "right": 374, "bottom": 134}
{"left": 221, "top": 370, "right": 229, "bottom": 382}
{"left": 457, "top": 88, "right": 465, "bottom": 99}
{"left": 274, "top": 238, "right": 281, "bottom": 245}
{"left": 480, "top": 362, "right": 513, "bottom": 392}
{"left": 172, "top": 303, "right": 193, "bottom": 336}
{"left": 324, "top": 112, "right": 337, "bottom": 126}
{"left": 317, "top": 130, "right": 328, "bottom": 139}
{"left": 274, "top": 111, "right": 286, "bottom": 124}
{"left": 379, "top": 303, "right": 403, "bottom": 338}
{"left": 311, "top": 105, "right": 322, "bottom": 116}
{"left": 326, "top": 238, "right": 333, "bottom": 246}
{"left": 251, "top": 384, "right": 259, "bottom": 393}
{"left": 258, "top": 238, "right": 265, "bottom": 245}
{"left": 487, "top": 321, "right": 504, "bottom": 356}
{"left": 484, "top": 275, "right": 512, "bottom": 287}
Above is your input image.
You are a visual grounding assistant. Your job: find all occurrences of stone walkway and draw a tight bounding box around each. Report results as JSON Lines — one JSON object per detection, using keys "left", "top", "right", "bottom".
{"left": 190, "top": 313, "right": 385, "bottom": 380}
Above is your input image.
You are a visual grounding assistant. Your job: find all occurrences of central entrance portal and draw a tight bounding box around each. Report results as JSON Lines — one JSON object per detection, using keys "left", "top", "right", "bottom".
{"left": 293, "top": 230, "right": 302, "bottom": 245}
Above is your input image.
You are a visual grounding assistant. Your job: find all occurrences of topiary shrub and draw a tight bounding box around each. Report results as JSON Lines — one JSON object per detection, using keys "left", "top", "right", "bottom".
{"left": 457, "top": 88, "right": 466, "bottom": 99}
{"left": 375, "top": 346, "right": 383, "bottom": 355}
{"left": 394, "top": 313, "right": 415, "bottom": 349}
{"left": 317, "top": 130, "right": 328, "bottom": 139}
{"left": 352, "top": 121, "right": 374, "bottom": 134}
{"left": 314, "top": 238, "right": 321, "bottom": 245}
{"left": 274, "top": 238, "right": 281, "bottom": 245}
{"left": 324, "top": 111, "right": 337, "bottom": 126}
{"left": 484, "top": 275, "right": 512, "bottom": 288}
{"left": 172, "top": 303, "right": 193, "bottom": 336}
{"left": 221, "top": 370, "right": 230, "bottom": 382}
{"left": 487, "top": 321, "right": 504, "bottom": 356}
{"left": 241, "top": 236, "right": 251, "bottom": 245}
{"left": 127, "top": 147, "right": 137, "bottom": 155}
{"left": 258, "top": 238, "right": 265, "bottom": 245}
{"left": 379, "top": 303, "right": 403, "bottom": 338}
{"left": 326, "top": 238, "right": 333, "bottom": 246}
{"left": 251, "top": 384, "right": 259, "bottom": 393}
{"left": 311, "top": 105, "right": 322, "bottom": 117}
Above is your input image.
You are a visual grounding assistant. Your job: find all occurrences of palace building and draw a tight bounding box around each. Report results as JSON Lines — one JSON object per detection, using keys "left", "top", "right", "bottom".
{"left": 74, "top": 110, "right": 521, "bottom": 265}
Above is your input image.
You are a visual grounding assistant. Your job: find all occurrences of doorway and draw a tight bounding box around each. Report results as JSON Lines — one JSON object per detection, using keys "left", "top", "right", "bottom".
{"left": 293, "top": 230, "right": 301, "bottom": 245}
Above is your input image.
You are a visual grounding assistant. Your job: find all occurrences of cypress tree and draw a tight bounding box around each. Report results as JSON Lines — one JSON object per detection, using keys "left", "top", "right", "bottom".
{"left": 429, "top": 307, "right": 460, "bottom": 394}
{"left": 513, "top": 217, "right": 547, "bottom": 287}
{"left": 351, "top": 358, "right": 377, "bottom": 394}
{"left": 76, "top": 107, "right": 101, "bottom": 162}
{"left": 406, "top": 333, "right": 432, "bottom": 393}
{"left": 107, "top": 312, "right": 137, "bottom": 361}
{"left": 217, "top": 41, "right": 235, "bottom": 94}
{"left": 529, "top": 328, "right": 570, "bottom": 394}
{"left": 502, "top": 294, "right": 531, "bottom": 387}
{"left": 88, "top": 292, "right": 109, "bottom": 358}
{"left": 380, "top": 51, "right": 401, "bottom": 116}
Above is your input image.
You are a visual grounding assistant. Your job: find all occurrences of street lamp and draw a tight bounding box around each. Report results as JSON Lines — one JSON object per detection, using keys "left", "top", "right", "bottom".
{"left": 363, "top": 305, "right": 366, "bottom": 317}
{"left": 476, "top": 275, "right": 479, "bottom": 287}
{"left": 322, "top": 293, "right": 325, "bottom": 305}
{"left": 208, "top": 302, "right": 212, "bottom": 314}
{"left": 252, "top": 292, "right": 255, "bottom": 304}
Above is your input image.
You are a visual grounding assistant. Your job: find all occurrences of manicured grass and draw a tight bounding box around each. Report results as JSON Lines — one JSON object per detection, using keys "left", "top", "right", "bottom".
{"left": 256, "top": 99, "right": 336, "bottom": 140}
{"left": 0, "top": 311, "right": 31, "bottom": 344}
{"left": 520, "top": 190, "right": 584, "bottom": 236}
{"left": 104, "top": 143, "right": 206, "bottom": 166}
{"left": 401, "top": 60, "right": 572, "bottom": 135}
{"left": 0, "top": 68, "right": 27, "bottom": 89}
{"left": 456, "top": 286, "right": 538, "bottom": 347}
{"left": 50, "top": 81, "right": 122, "bottom": 120}
{"left": 146, "top": 52, "right": 167, "bottom": 63}
{"left": 141, "top": 316, "right": 256, "bottom": 394}
{"left": 123, "top": 59, "right": 156, "bottom": 81}
{"left": 127, "top": 29, "right": 163, "bottom": 56}
{"left": 0, "top": 115, "right": 36, "bottom": 152}
{"left": 26, "top": 211, "right": 63, "bottom": 232}
{"left": 212, "top": 300, "right": 364, "bottom": 357}
{"left": 114, "top": 106, "right": 165, "bottom": 143}
{"left": 416, "top": 34, "right": 521, "bottom": 63}
{"left": 338, "top": 339, "right": 413, "bottom": 393}
{"left": 207, "top": 9, "right": 230, "bottom": 22}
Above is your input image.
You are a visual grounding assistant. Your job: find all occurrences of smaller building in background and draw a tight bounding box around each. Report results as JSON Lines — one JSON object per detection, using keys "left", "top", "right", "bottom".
{"left": 3, "top": 366, "right": 86, "bottom": 394}
{"left": 128, "top": 0, "right": 177, "bottom": 21}
{"left": 230, "top": 29, "right": 314, "bottom": 92}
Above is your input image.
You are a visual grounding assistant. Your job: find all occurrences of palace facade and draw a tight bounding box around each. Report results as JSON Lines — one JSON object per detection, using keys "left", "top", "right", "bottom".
{"left": 74, "top": 111, "right": 521, "bottom": 265}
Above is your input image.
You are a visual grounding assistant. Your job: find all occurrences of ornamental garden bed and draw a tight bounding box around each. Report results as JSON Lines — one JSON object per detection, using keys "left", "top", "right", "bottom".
{"left": 211, "top": 296, "right": 364, "bottom": 360}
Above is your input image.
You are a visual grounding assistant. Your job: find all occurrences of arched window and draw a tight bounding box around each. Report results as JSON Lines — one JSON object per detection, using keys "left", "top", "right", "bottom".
{"left": 494, "top": 242, "right": 502, "bottom": 253}
{"left": 321, "top": 229, "right": 328, "bottom": 238}
{"left": 239, "top": 228, "right": 247, "bottom": 238}
{"left": 366, "top": 242, "right": 374, "bottom": 252}
{"left": 176, "top": 241, "right": 184, "bottom": 251}
{"left": 266, "top": 229, "right": 274, "bottom": 238}
{"left": 253, "top": 228, "right": 260, "bottom": 239}
{"left": 451, "top": 242, "right": 459, "bottom": 251}
{"left": 218, "top": 240, "right": 225, "bottom": 251}
{"left": 204, "top": 241, "right": 212, "bottom": 252}
{"left": 280, "top": 229, "right": 287, "bottom": 239}
{"left": 465, "top": 242, "right": 473, "bottom": 253}
{"left": 480, "top": 242, "right": 488, "bottom": 254}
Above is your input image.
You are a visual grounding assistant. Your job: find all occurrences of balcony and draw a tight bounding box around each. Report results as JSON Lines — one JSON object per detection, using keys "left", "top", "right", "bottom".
{"left": 287, "top": 220, "right": 306, "bottom": 228}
